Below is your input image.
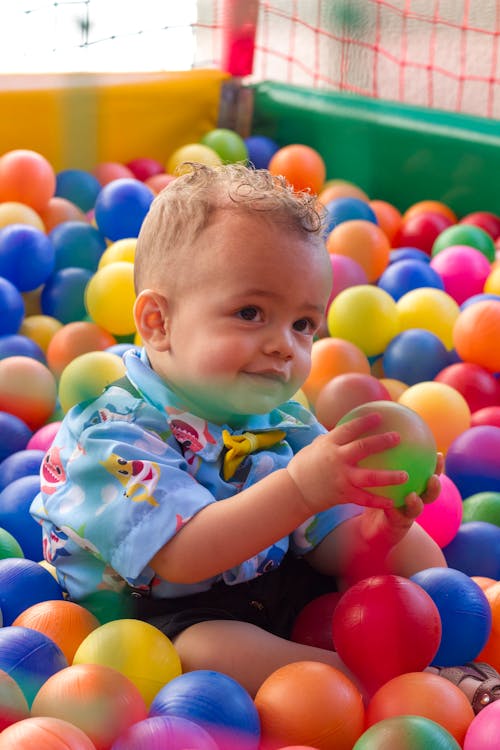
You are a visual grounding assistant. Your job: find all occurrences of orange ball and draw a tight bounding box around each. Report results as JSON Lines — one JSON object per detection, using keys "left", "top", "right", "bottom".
{"left": 472, "top": 576, "right": 498, "bottom": 592}
{"left": 144, "top": 173, "right": 176, "bottom": 193}
{"left": 403, "top": 199, "right": 458, "bottom": 224}
{"left": 369, "top": 199, "right": 403, "bottom": 243}
{"left": 0, "top": 716, "right": 96, "bottom": 749}
{"left": 268, "top": 144, "right": 326, "bottom": 194}
{"left": 326, "top": 219, "right": 391, "bottom": 282}
{"left": 0, "top": 149, "right": 55, "bottom": 213}
{"left": 93, "top": 161, "right": 134, "bottom": 186}
{"left": 13, "top": 600, "right": 100, "bottom": 664}
{"left": 302, "top": 337, "right": 370, "bottom": 406}
{"left": 39, "top": 196, "right": 87, "bottom": 232}
{"left": 315, "top": 372, "right": 391, "bottom": 430}
{"left": 255, "top": 661, "right": 364, "bottom": 750}
{"left": 0, "top": 356, "right": 57, "bottom": 430}
{"left": 46, "top": 321, "right": 117, "bottom": 378}
{"left": 453, "top": 300, "right": 500, "bottom": 372}
{"left": 379, "top": 377, "right": 408, "bottom": 401}
{"left": 476, "top": 581, "right": 500, "bottom": 670}
{"left": 366, "top": 671, "right": 474, "bottom": 746}
{"left": 318, "top": 179, "right": 369, "bottom": 205}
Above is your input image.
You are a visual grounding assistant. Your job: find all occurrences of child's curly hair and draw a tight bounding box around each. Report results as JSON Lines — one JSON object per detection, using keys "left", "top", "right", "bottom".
{"left": 134, "top": 162, "right": 326, "bottom": 292}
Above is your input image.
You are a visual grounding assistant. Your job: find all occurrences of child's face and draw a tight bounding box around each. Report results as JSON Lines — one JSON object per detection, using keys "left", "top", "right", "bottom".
{"left": 147, "top": 210, "right": 332, "bottom": 425}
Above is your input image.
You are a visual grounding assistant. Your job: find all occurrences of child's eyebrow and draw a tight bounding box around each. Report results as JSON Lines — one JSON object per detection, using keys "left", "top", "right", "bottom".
{"left": 231, "top": 289, "right": 325, "bottom": 314}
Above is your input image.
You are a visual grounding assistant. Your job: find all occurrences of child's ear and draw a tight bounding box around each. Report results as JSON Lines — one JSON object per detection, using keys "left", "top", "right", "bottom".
{"left": 133, "top": 290, "right": 170, "bottom": 351}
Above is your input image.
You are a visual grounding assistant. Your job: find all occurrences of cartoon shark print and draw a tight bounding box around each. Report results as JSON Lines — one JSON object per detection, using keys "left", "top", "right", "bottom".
{"left": 40, "top": 446, "right": 67, "bottom": 495}
{"left": 82, "top": 404, "right": 135, "bottom": 430}
{"left": 168, "top": 410, "right": 217, "bottom": 464}
{"left": 43, "top": 527, "right": 71, "bottom": 563}
{"left": 100, "top": 453, "right": 161, "bottom": 507}
{"left": 256, "top": 544, "right": 285, "bottom": 574}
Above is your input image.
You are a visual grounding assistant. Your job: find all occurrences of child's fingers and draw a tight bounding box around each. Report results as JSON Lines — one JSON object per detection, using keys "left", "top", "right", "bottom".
{"left": 421, "top": 473, "right": 442, "bottom": 504}
{"left": 342, "top": 430, "right": 401, "bottom": 464}
{"left": 330, "top": 411, "right": 384, "bottom": 445}
{"left": 350, "top": 465, "right": 408, "bottom": 489}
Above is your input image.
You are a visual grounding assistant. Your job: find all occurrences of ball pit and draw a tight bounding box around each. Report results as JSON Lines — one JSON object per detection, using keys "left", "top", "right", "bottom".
{"left": 442, "top": 522, "right": 500, "bottom": 579}
{"left": 0, "top": 557, "right": 64, "bottom": 625}
{"left": 445, "top": 425, "right": 500, "bottom": 497}
{"left": 382, "top": 328, "right": 450, "bottom": 385}
{"left": 0, "top": 411, "right": 32, "bottom": 461}
{"left": 416, "top": 473, "right": 462, "bottom": 547}
{"left": 326, "top": 219, "right": 391, "bottom": 282}
{"left": 430, "top": 244, "right": 492, "bottom": 304}
{"left": 57, "top": 350, "right": 126, "bottom": 413}
{"left": 314, "top": 372, "right": 391, "bottom": 430}
{"left": 0, "top": 201, "right": 45, "bottom": 231}
{"left": 0, "top": 355, "right": 57, "bottom": 430}
{"left": 84, "top": 261, "right": 136, "bottom": 336}
{"left": 396, "top": 286, "right": 460, "bottom": 349}
{"left": 393, "top": 210, "right": 453, "bottom": 255}
{"left": 111, "top": 715, "right": 219, "bottom": 750}
{"left": 93, "top": 178, "right": 154, "bottom": 241}
{"left": 432, "top": 222, "right": 496, "bottom": 262}
{"left": 55, "top": 168, "right": 102, "bottom": 212}
{"left": 323, "top": 196, "right": 378, "bottom": 234}
{"left": 46, "top": 321, "right": 117, "bottom": 378}
{"left": 268, "top": 143, "right": 326, "bottom": 194}
{"left": 0, "top": 276, "right": 25, "bottom": 335}
{"left": 50, "top": 221, "right": 107, "bottom": 272}
{"left": 301, "top": 337, "right": 370, "bottom": 405}
{"left": 201, "top": 127, "right": 248, "bottom": 163}
{"left": 353, "top": 715, "right": 461, "bottom": 749}
{"left": 462, "top": 491, "right": 500, "bottom": 525}
{"left": 41, "top": 266, "right": 94, "bottom": 324}
{"left": 0, "top": 223, "right": 55, "bottom": 291}
{"left": 453, "top": 300, "right": 500, "bottom": 372}
{"left": 377, "top": 257, "right": 444, "bottom": 300}
{"left": 0, "top": 474, "right": 45, "bottom": 560}
{"left": 0, "top": 149, "right": 55, "bottom": 213}
{"left": 435, "top": 362, "right": 500, "bottom": 413}
{"left": 0, "top": 715, "right": 97, "bottom": 750}
{"left": 0, "top": 333, "right": 46, "bottom": 362}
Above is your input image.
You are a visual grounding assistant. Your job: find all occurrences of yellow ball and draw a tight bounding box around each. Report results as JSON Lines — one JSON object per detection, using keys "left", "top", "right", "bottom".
{"left": 327, "top": 285, "right": 399, "bottom": 358}
{"left": 0, "top": 201, "right": 45, "bottom": 231}
{"left": 484, "top": 264, "right": 500, "bottom": 294}
{"left": 73, "top": 618, "right": 182, "bottom": 708}
{"left": 166, "top": 143, "right": 222, "bottom": 175}
{"left": 292, "top": 388, "right": 310, "bottom": 409}
{"left": 58, "top": 351, "right": 125, "bottom": 413}
{"left": 85, "top": 261, "right": 136, "bottom": 336}
{"left": 398, "top": 380, "right": 471, "bottom": 455}
{"left": 397, "top": 287, "right": 460, "bottom": 350}
{"left": 98, "top": 238, "right": 136, "bottom": 269}
{"left": 20, "top": 315, "right": 63, "bottom": 353}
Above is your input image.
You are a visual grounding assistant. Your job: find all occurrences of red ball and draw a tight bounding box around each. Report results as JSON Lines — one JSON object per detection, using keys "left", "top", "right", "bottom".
{"left": 290, "top": 593, "right": 341, "bottom": 651}
{"left": 460, "top": 211, "right": 500, "bottom": 241}
{"left": 332, "top": 575, "right": 442, "bottom": 696}
{"left": 315, "top": 373, "right": 392, "bottom": 430}
{"left": 471, "top": 405, "right": 500, "bottom": 428}
{"left": 435, "top": 362, "right": 500, "bottom": 413}
{"left": 393, "top": 211, "right": 454, "bottom": 255}
{"left": 125, "top": 157, "right": 164, "bottom": 182}
{"left": 0, "top": 149, "right": 55, "bottom": 213}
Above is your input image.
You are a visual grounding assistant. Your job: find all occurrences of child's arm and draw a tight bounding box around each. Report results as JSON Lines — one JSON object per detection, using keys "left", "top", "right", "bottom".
{"left": 150, "top": 411, "right": 409, "bottom": 583}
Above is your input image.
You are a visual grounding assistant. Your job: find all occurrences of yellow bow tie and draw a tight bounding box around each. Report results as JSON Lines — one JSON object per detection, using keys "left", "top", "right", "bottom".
{"left": 222, "top": 429, "right": 286, "bottom": 481}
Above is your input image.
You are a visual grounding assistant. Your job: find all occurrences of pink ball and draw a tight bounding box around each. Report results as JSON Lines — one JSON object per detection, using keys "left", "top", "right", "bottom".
{"left": 430, "top": 245, "right": 492, "bottom": 305}
{"left": 416, "top": 473, "right": 463, "bottom": 547}
{"left": 328, "top": 254, "right": 368, "bottom": 306}
{"left": 26, "top": 421, "right": 61, "bottom": 452}
{"left": 471, "top": 406, "right": 500, "bottom": 428}
{"left": 464, "top": 698, "right": 500, "bottom": 749}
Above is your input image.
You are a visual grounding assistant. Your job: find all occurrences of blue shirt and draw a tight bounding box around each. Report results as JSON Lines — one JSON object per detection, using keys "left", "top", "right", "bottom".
{"left": 30, "top": 348, "right": 361, "bottom": 600}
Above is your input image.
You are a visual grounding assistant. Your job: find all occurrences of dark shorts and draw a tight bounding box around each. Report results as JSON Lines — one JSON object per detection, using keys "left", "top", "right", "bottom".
{"left": 131, "top": 554, "right": 337, "bottom": 640}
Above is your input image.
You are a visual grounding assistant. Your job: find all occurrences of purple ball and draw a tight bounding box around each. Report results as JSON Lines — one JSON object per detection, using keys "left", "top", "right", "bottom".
{"left": 446, "top": 425, "right": 500, "bottom": 499}
{"left": 111, "top": 715, "right": 219, "bottom": 750}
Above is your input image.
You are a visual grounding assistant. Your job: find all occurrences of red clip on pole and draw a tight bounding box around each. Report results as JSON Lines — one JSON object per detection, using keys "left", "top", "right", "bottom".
{"left": 221, "top": 0, "right": 259, "bottom": 77}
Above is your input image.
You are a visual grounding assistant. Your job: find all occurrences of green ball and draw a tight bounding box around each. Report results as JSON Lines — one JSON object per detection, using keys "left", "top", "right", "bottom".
{"left": 353, "top": 715, "right": 461, "bottom": 749}
{"left": 0, "top": 527, "right": 23, "bottom": 559}
{"left": 462, "top": 491, "right": 500, "bottom": 526}
{"left": 200, "top": 128, "right": 248, "bottom": 164}
{"left": 431, "top": 224, "right": 496, "bottom": 262}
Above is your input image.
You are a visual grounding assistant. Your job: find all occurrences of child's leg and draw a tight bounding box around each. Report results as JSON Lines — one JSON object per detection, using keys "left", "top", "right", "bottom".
{"left": 173, "top": 618, "right": 363, "bottom": 698}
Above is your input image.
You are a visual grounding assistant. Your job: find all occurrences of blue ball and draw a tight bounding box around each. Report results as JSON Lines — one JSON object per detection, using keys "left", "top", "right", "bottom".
{"left": 0, "top": 557, "right": 63, "bottom": 627}
{"left": 0, "top": 224, "right": 55, "bottom": 292}
{"left": 245, "top": 135, "right": 280, "bottom": 169}
{"left": 41, "top": 267, "right": 93, "bottom": 323}
{"left": 378, "top": 259, "right": 444, "bottom": 300}
{"left": 410, "top": 567, "right": 491, "bottom": 666}
{"left": 0, "top": 449, "right": 44, "bottom": 492}
{"left": 49, "top": 220, "right": 107, "bottom": 272}
{"left": 0, "top": 625, "right": 67, "bottom": 706}
{"left": 55, "top": 168, "right": 102, "bottom": 212}
{"left": 0, "top": 412, "right": 31, "bottom": 462}
{"left": 0, "top": 334, "right": 46, "bottom": 363}
{"left": 0, "top": 475, "right": 44, "bottom": 561}
{"left": 382, "top": 329, "right": 451, "bottom": 385}
{"left": 324, "top": 197, "right": 378, "bottom": 235}
{"left": 0, "top": 277, "right": 25, "bottom": 335}
{"left": 94, "top": 178, "right": 154, "bottom": 241}
{"left": 442, "top": 521, "right": 500, "bottom": 579}
{"left": 389, "top": 247, "right": 431, "bottom": 264}
{"left": 460, "top": 292, "right": 500, "bottom": 311}
{"left": 150, "top": 670, "right": 260, "bottom": 750}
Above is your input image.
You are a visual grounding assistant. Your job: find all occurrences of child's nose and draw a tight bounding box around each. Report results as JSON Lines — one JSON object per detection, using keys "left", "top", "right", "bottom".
{"left": 264, "top": 326, "right": 294, "bottom": 359}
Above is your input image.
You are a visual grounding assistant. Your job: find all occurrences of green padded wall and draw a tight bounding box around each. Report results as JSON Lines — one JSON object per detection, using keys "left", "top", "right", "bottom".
{"left": 252, "top": 82, "right": 500, "bottom": 217}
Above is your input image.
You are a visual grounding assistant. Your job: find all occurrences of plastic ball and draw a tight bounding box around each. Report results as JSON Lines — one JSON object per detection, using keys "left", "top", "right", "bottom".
{"left": 290, "top": 592, "right": 341, "bottom": 650}
{"left": 20, "top": 314, "right": 62, "bottom": 353}
{"left": 93, "top": 178, "right": 154, "bottom": 241}
{"left": 411, "top": 567, "right": 492, "bottom": 665}
{"left": 13, "top": 600, "right": 100, "bottom": 664}
{"left": 0, "top": 277, "right": 24, "bottom": 335}
{"left": 41, "top": 267, "right": 94, "bottom": 324}
{"left": 39, "top": 196, "right": 87, "bottom": 232}
{"left": 446, "top": 425, "right": 500, "bottom": 498}
{"left": 337, "top": 400, "right": 437, "bottom": 507}
{"left": 0, "top": 448, "right": 43, "bottom": 491}
{"left": 460, "top": 211, "right": 500, "bottom": 240}
{"left": 396, "top": 287, "right": 460, "bottom": 349}
{"left": 324, "top": 197, "right": 377, "bottom": 234}
{"left": 301, "top": 337, "right": 370, "bottom": 405}
{"left": 416, "top": 473, "right": 462, "bottom": 547}
{"left": 328, "top": 254, "right": 368, "bottom": 304}
{"left": 201, "top": 128, "right": 248, "bottom": 163}
{"left": 378, "top": 258, "right": 444, "bottom": 300}
{"left": 354, "top": 715, "right": 461, "bottom": 749}
{"left": 254, "top": 661, "right": 364, "bottom": 750}
{"left": 46, "top": 321, "right": 116, "bottom": 378}
{"left": 150, "top": 669, "right": 260, "bottom": 750}
{"left": 0, "top": 201, "right": 45, "bottom": 231}
{"left": 435, "top": 362, "right": 499, "bottom": 413}
{"left": 143, "top": 172, "right": 176, "bottom": 193}
{"left": 73, "top": 618, "right": 181, "bottom": 708}
{"left": 366, "top": 671, "right": 474, "bottom": 746}
{"left": 26, "top": 421, "right": 61, "bottom": 451}
{"left": 332, "top": 575, "right": 442, "bottom": 696}
{"left": 462, "top": 492, "right": 500, "bottom": 525}
{"left": 390, "top": 246, "right": 431, "bottom": 264}
{"left": 403, "top": 199, "right": 457, "bottom": 224}
{"left": 471, "top": 405, "right": 500, "bottom": 428}
{"left": 476, "top": 581, "right": 500, "bottom": 671}
{"left": 111, "top": 715, "right": 219, "bottom": 750}
{"left": 56, "top": 168, "right": 102, "bottom": 212}
{"left": 327, "top": 285, "right": 399, "bottom": 358}
{"left": 0, "top": 333, "right": 45, "bottom": 363}
{"left": 0, "top": 556, "right": 64, "bottom": 625}
{"left": 0, "top": 715, "right": 97, "bottom": 749}
{"left": 379, "top": 377, "right": 408, "bottom": 400}
{"left": 383, "top": 329, "right": 451, "bottom": 385}
{"left": 244, "top": 134, "right": 279, "bottom": 169}
{"left": 166, "top": 144, "right": 222, "bottom": 175}
{"left": 0, "top": 412, "right": 32, "bottom": 461}
{"left": 368, "top": 199, "right": 402, "bottom": 242}
{"left": 326, "top": 219, "right": 391, "bottom": 282}
{"left": 393, "top": 210, "right": 454, "bottom": 255}
{"left": 472, "top": 576, "right": 498, "bottom": 592}
{"left": 460, "top": 292, "right": 500, "bottom": 310}
{"left": 432, "top": 223, "right": 496, "bottom": 262}
{"left": 0, "top": 625, "right": 67, "bottom": 706}
{"left": 0, "top": 669, "right": 30, "bottom": 731}
{"left": 398, "top": 380, "right": 471, "bottom": 455}
{"left": 85, "top": 261, "right": 136, "bottom": 335}
{"left": 58, "top": 351, "right": 125, "bottom": 413}
{"left": 0, "top": 528, "right": 24, "bottom": 559}
{"left": 0, "top": 149, "right": 55, "bottom": 213}
{"left": 31, "top": 663, "right": 147, "bottom": 749}
{"left": 268, "top": 144, "right": 326, "bottom": 194}
{"left": 0, "top": 356, "right": 57, "bottom": 430}
{"left": 315, "top": 372, "right": 391, "bottom": 430}
{"left": 97, "top": 237, "right": 136, "bottom": 268}
{"left": 464, "top": 699, "right": 500, "bottom": 750}
{"left": 442, "top": 522, "right": 500, "bottom": 579}
{"left": 125, "top": 157, "right": 164, "bottom": 182}
{"left": 319, "top": 179, "right": 369, "bottom": 205}
{"left": 0, "top": 223, "right": 55, "bottom": 292}
{"left": 430, "top": 245, "right": 492, "bottom": 305}
{"left": 50, "top": 221, "right": 106, "bottom": 272}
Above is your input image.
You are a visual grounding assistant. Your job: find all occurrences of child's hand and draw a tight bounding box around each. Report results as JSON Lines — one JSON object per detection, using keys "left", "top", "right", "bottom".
{"left": 287, "top": 411, "right": 410, "bottom": 515}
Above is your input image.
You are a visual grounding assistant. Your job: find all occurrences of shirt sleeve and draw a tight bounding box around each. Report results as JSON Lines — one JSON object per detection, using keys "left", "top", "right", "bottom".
{"left": 33, "top": 397, "right": 217, "bottom": 587}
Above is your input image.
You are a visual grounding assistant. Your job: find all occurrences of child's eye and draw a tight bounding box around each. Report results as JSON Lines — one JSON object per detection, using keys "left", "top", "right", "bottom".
{"left": 237, "top": 306, "right": 261, "bottom": 321}
{"left": 293, "top": 318, "right": 315, "bottom": 334}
